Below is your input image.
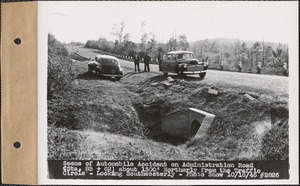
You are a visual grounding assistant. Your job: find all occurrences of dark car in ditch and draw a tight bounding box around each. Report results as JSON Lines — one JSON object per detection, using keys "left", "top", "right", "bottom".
{"left": 160, "top": 51, "right": 208, "bottom": 78}
{"left": 88, "top": 55, "right": 124, "bottom": 80}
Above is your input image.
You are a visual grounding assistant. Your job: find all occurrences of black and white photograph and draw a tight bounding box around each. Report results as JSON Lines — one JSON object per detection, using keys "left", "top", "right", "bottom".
{"left": 38, "top": 1, "right": 298, "bottom": 184}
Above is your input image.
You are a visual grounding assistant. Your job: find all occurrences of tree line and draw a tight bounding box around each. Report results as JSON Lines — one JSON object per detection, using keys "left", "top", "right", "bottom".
{"left": 190, "top": 39, "right": 288, "bottom": 75}
{"left": 85, "top": 22, "right": 191, "bottom": 62}
{"left": 84, "top": 22, "right": 288, "bottom": 75}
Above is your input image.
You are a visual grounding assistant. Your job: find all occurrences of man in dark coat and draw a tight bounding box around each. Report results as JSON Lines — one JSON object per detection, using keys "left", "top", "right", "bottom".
{"left": 158, "top": 51, "right": 162, "bottom": 71}
{"left": 133, "top": 52, "right": 140, "bottom": 72}
{"left": 144, "top": 52, "right": 151, "bottom": 72}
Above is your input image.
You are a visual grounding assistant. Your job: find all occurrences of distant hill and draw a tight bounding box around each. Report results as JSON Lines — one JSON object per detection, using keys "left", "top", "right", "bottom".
{"left": 190, "top": 38, "right": 287, "bottom": 48}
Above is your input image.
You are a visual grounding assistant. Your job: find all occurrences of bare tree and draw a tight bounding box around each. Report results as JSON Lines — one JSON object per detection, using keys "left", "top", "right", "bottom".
{"left": 111, "top": 22, "right": 126, "bottom": 43}
{"left": 147, "top": 35, "right": 157, "bottom": 53}
{"left": 233, "top": 41, "right": 242, "bottom": 62}
{"left": 123, "top": 33, "right": 130, "bottom": 42}
{"left": 168, "top": 36, "right": 178, "bottom": 51}
{"left": 251, "top": 42, "right": 262, "bottom": 65}
{"left": 140, "top": 21, "right": 148, "bottom": 52}
{"left": 178, "top": 34, "right": 189, "bottom": 50}
{"left": 264, "top": 45, "right": 273, "bottom": 66}
{"left": 272, "top": 43, "right": 284, "bottom": 66}
{"left": 240, "top": 42, "right": 248, "bottom": 64}
{"left": 282, "top": 45, "right": 289, "bottom": 65}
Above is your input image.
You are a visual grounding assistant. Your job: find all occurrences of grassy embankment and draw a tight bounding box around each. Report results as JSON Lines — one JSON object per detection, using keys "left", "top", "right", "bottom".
{"left": 48, "top": 57, "right": 288, "bottom": 161}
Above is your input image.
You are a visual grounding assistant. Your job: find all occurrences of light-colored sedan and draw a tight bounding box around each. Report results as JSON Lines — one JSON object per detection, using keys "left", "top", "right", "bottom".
{"left": 160, "top": 51, "right": 208, "bottom": 78}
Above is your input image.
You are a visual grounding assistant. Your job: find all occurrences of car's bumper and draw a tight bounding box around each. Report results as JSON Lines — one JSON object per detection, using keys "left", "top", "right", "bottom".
{"left": 101, "top": 74, "right": 123, "bottom": 77}
{"left": 101, "top": 71, "right": 124, "bottom": 77}
{"left": 183, "top": 70, "right": 207, "bottom": 74}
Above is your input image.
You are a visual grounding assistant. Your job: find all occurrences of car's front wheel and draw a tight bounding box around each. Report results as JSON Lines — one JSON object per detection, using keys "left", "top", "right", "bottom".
{"left": 164, "top": 72, "right": 168, "bottom": 76}
{"left": 115, "top": 77, "right": 121, "bottom": 81}
{"left": 199, "top": 72, "right": 206, "bottom": 78}
{"left": 177, "top": 65, "right": 185, "bottom": 77}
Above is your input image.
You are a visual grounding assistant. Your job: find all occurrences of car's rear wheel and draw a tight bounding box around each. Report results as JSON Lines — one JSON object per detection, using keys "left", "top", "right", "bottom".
{"left": 199, "top": 72, "right": 206, "bottom": 78}
{"left": 116, "top": 77, "right": 121, "bottom": 81}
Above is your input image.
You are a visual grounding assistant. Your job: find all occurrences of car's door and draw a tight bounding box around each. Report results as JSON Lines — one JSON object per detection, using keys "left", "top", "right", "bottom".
{"left": 161, "top": 54, "right": 178, "bottom": 72}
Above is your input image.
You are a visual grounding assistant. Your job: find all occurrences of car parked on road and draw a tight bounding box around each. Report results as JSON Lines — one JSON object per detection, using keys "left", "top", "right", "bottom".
{"left": 160, "top": 51, "right": 208, "bottom": 78}
{"left": 88, "top": 55, "right": 124, "bottom": 80}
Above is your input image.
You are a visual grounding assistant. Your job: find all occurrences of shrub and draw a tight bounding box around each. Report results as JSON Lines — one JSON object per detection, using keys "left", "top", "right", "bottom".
{"left": 48, "top": 33, "right": 69, "bottom": 58}
{"left": 48, "top": 100, "right": 81, "bottom": 129}
{"left": 47, "top": 34, "right": 77, "bottom": 129}
{"left": 47, "top": 56, "right": 75, "bottom": 98}
{"left": 47, "top": 34, "right": 75, "bottom": 99}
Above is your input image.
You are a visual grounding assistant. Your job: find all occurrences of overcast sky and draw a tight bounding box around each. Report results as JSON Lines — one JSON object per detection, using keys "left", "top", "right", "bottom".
{"left": 40, "top": 1, "right": 298, "bottom": 45}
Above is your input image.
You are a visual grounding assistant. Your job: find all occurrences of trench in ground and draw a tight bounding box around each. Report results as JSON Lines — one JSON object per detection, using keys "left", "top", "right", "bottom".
{"left": 48, "top": 71, "right": 289, "bottom": 160}
{"left": 120, "top": 74, "right": 289, "bottom": 158}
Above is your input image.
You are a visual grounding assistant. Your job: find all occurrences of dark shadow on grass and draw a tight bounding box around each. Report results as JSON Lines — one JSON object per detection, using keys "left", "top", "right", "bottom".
{"left": 76, "top": 72, "right": 120, "bottom": 82}
{"left": 123, "top": 71, "right": 146, "bottom": 78}
{"left": 150, "top": 132, "right": 187, "bottom": 145}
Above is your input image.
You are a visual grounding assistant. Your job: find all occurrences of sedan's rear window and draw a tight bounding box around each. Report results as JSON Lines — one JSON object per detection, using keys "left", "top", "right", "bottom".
{"left": 98, "top": 58, "right": 118, "bottom": 65}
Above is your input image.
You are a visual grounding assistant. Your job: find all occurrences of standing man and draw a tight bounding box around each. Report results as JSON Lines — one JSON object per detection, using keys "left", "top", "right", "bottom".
{"left": 133, "top": 52, "right": 140, "bottom": 72}
{"left": 257, "top": 62, "right": 261, "bottom": 74}
{"left": 283, "top": 62, "right": 288, "bottom": 76}
{"left": 158, "top": 51, "right": 162, "bottom": 71}
{"left": 144, "top": 52, "right": 151, "bottom": 72}
{"left": 238, "top": 61, "right": 242, "bottom": 72}
{"left": 220, "top": 61, "right": 224, "bottom": 70}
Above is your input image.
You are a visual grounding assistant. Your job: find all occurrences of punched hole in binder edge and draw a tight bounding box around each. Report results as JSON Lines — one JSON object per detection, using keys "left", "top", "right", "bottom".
{"left": 14, "top": 38, "right": 21, "bottom": 45}
{"left": 13, "top": 141, "right": 21, "bottom": 149}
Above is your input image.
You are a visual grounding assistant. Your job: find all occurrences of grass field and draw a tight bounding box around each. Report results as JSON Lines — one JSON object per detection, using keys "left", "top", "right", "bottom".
{"left": 48, "top": 55, "right": 289, "bottom": 161}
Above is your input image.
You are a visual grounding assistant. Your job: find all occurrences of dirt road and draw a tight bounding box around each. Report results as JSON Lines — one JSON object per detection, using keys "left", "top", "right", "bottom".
{"left": 70, "top": 45, "right": 288, "bottom": 96}
{"left": 118, "top": 59, "right": 288, "bottom": 96}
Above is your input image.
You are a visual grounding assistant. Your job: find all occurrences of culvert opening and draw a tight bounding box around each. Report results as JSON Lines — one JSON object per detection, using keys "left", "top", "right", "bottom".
{"left": 190, "top": 120, "right": 201, "bottom": 137}
{"left": 133, "top": 102, "right": 187, "bottom": 145}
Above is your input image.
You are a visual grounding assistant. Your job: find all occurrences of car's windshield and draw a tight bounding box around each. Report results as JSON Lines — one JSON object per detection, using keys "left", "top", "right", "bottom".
{"left": 176, "top": 53, "right": 193, "bottom": 60}
{"left": 164, "top": 53, "right": 194, "bottom": 60}
{"left": 165, "top": 54, "right": 176, "bottom": 60}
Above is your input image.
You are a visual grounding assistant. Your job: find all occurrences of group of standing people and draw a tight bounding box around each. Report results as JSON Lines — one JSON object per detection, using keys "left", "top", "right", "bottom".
{"left": 132, "top": 52, "right": 153, "bottom": 72}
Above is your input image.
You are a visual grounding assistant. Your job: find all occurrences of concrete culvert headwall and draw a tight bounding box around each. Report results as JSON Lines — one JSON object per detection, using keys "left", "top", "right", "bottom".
{"left": 161, "top": 108, "right": 216, "bottom": 139}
